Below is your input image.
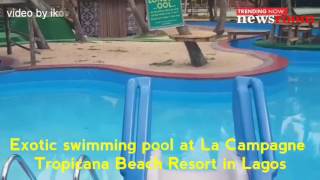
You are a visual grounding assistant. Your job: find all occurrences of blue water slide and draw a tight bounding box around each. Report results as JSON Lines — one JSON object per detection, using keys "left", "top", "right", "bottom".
{"left": 121, "top": 77, "right": 152, "bottom": 180}
{"left": 233, "top": 76, "right": 276, "bottom": 180}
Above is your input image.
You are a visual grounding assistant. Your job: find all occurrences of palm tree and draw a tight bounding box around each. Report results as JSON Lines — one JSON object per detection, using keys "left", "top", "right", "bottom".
{"left": 128, "top": 0, "right": 149, "bottom": 34}
{"left": 208, "top": 0, "right": 217, "bottom": 21}
{"left": 128, "top": 0, "right": 207, "bottom": 67}
{"left": 28, "top": 0, "right": 51, "bottom": 48}
{"left": 65, "top": 0, "right": 87, "bottom": 42}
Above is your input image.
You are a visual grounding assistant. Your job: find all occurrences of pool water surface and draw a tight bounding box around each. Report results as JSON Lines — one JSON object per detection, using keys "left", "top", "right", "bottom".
{"left": 0, "top": 38, "right": 319, "bottom": 179}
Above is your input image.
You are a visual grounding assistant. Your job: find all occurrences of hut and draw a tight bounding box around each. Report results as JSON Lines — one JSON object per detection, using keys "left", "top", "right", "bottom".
{"left": 78, "top": 0, "right": 128, "bottom": 37}
{"left": 44, "top": 0, "right": 145, "bottom": 37}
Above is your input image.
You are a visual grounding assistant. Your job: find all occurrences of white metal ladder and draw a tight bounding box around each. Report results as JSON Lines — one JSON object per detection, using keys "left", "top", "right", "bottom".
{"left": 1, "top": 154, "right": 100, "bottom": 180}
{"left": 73, "top": 155, "right": 99, "bottom": 180}
{"left": 1, "top": 154, "right": 37, "bottom": 180}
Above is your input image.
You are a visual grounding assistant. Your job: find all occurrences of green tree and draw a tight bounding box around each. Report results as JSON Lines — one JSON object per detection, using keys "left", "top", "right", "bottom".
{"left": 128, "top": 0, "right": 208, "bottom": 67}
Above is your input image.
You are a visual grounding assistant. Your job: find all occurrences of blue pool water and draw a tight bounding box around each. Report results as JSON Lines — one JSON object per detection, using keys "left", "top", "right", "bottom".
{"left": 231, "top": 38, "right": 320, "bottom": 180}
{"left": 0, "top": 41, "right": 319, "bottom": 179}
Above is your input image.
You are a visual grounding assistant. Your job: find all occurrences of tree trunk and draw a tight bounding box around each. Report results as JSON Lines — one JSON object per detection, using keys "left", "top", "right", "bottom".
{"left": 184, "top": 0, "right": 188, "bottom": 14}
{"left": 287, "top": 0, "right": 296, "bottom": 15}
{"left": 248, "top": 0, "right": 258, "bottom": 7}
{"left": 261, "top": 0, "right": 269, "bottom": 7}
{"left": 31, "top": 17, "right": 49, "bottom": 49}
{"left": 213, "top": 0, "right": 218, "bottom": 18}
{"left": 287, "top": 0, "right": 292, "bottom": 15}
{"left": 128, "top": 0, "right": 149, "bottom": 34}
{"left": 66, "top": 0, "right": 87, "bottom": 42}
{"left": 215, "top": 0, "right": 227, "bottom": 36}
{"left": 176, "top": 26, "right": 207, "bottom": 67}
{"left": 208, "top": 0, "right": 215, "bottom": 21}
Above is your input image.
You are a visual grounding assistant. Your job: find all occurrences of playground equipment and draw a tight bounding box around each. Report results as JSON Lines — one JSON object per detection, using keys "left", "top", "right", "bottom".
{"left": 120, "top": 76, "right": 275, "bottom": 180}
{"left": 0, "top": 0, "right": 49, "bottom": 65}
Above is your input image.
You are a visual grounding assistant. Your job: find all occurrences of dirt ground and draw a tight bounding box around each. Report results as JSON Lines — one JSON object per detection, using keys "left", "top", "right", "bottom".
{"left": 0, "top": 40, "right": 265, "bottom": 74}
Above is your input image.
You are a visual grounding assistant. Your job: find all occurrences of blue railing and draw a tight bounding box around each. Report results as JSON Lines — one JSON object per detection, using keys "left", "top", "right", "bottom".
{"left": 120, "top": 76, "right": 275, "bottom": 180}
{"left": 233, "top": 76, "right": 276, "bottom": 180}
{"left": 120, "top": 77, "right": 152, "bottom": 180}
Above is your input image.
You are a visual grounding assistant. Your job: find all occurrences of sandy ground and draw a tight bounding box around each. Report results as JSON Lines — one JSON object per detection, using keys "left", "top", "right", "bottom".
{"left": 0, "top": 41, "right": 264, "bottom": 74}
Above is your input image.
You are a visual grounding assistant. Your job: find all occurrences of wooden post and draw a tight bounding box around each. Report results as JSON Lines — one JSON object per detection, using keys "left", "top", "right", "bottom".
{"left": 269, "top": 24, "right": 276, "bottom": 43}
{"left": 61, "top": 0, "right": 65, "bottom": 10}
{"left": 31, "top": 16, "right": 50, "bottom": 49}
{"left": 3, "top": 7, "right": 12, "bottom": 55}
{"left": 28, "top": 16, "right": 36, "bottom": 66}
{"left": 184, "top": 0, "right": 187, "bottom": 14}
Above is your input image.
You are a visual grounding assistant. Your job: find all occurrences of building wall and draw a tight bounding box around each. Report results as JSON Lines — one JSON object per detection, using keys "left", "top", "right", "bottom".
{"left": 79, "top": 0, "right": 99, "bottom": 37}
{"left": 98, "top": 0, "right": 128, "bottom": 37}
{"left": 78, "top": 0, "right": 128, "bottom": 37}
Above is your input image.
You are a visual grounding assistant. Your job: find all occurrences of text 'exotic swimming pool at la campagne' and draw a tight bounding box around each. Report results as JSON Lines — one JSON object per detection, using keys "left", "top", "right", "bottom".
{"left": 0, "top": 38, "right": 319, "bottom": 180}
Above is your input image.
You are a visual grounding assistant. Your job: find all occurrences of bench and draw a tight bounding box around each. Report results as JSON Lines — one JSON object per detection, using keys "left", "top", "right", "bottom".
{"left": 288, "top": 37, "right": 299, "bottom": 45}
{"left": 227, "top": 30, "right": 270, "bottom": 40}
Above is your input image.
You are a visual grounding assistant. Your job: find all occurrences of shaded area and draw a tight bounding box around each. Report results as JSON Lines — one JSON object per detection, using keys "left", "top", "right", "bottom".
{"left": 0, "top": 17, "right": 75, "bottom": 46}
{"left": 255, "top": 29, "right": 320, "bottom": 50}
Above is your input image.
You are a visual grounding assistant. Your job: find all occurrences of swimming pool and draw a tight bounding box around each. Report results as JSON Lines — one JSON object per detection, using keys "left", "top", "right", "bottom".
{"left": 0, "top": 40, "right": 319, "bottom": 179}
{"left": 231, "top": 38, "right": 320, "bottom": 180}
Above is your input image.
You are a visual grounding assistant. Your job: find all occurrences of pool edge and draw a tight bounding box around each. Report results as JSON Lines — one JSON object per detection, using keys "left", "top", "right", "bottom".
{"left": 3, "top": 40, "right": 288, "bottom": 80}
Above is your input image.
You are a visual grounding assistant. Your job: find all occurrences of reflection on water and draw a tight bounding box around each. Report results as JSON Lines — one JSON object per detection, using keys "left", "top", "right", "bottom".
{"left": 281, "top": 113, "right": 305, "bottom": 142}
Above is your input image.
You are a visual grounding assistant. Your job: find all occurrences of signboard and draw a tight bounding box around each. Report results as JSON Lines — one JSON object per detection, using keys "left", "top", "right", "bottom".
{"left": 145, "top": 0, "right": 184, "bottom": 30}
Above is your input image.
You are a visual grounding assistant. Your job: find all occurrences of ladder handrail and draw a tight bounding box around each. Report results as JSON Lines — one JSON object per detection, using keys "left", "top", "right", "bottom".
{"left": 233, "top": 76, "right": 275, "bottom": 180}
{"left": 73, "top": 155, "right": 99, "bottom": 180}
{"left": 1, "top": 154, "right": 37, "bottom": 180}
{"left": 120, "top": 77, "right": 152, "bottom": 180}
